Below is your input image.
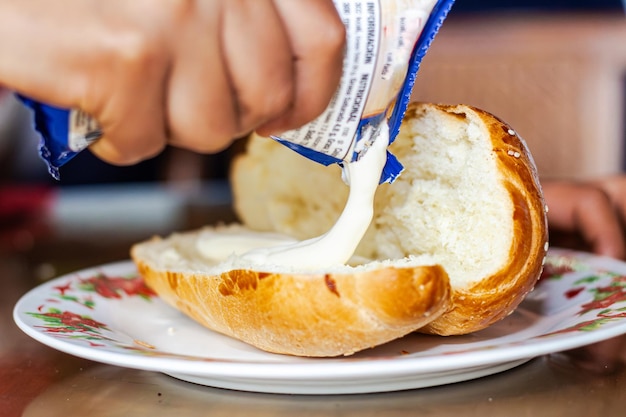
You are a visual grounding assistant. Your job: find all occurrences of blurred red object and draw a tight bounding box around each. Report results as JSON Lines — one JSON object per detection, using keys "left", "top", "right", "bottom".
{"left": 0, "top": 185, "right": 55, "bottom": 251}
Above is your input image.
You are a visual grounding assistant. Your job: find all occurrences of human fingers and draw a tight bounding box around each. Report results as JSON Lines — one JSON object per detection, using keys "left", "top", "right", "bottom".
{"left": 0, "top": 0, "right": 90, "bottom": 107}
{"left": 166, "top": 0, "right": 296, "bottom": 153}
{"left": 543, "top": 181, "right": 626, "bottom": 259}
{"left": 0, "top": 0, "right": 170, "bottom": 165}
{"left": 256, "top": 0, "right": 345, "bottom": 136}
{"left": 162, "top": 2, "right": 229, "bottom": 153}
{"left": 86, "top": 14, "right": 170, "bottom": 164}
{"left": 592, "top": 175, "right": 626, "bottom": 227}
{"left": 218, "top": 0, "right": 296, "bottom": 139}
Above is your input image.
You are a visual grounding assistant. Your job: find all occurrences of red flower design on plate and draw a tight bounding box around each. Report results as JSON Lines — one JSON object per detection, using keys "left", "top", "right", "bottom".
{"left": 78, "top": 274, "right": 156, "bottom": 300}
{"left": 49, "top": 273, "right": 155, "bottom": 310}
{"left": 579, "top": 282, "right": 626, "bottom": 315}
{"left": 29, "top": 309, "right": 109, "bottom": 334}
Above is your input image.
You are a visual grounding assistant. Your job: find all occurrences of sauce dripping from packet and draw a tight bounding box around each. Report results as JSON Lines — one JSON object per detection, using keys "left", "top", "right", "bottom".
{"left": 274, "top": 0, "right": 455, "bottom": 184}
{"left": 16, "top": 0, "right": 455, "bottom": 182}
{"left": 197, "top": 0, "right": 457, "bottom": 270}
{"left": 211, "top": 122, "right": 391, "bottom": 269}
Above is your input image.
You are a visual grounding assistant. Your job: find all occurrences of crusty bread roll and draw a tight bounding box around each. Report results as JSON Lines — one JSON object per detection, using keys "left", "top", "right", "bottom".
{"left": 232, "top": 102, "right": 549, "bottom": 335}
{"left": 132, "top": 226, "right": 451, "bottom": 357}
{"left": 131, "top": 102, "right": 548, "bottom": 357}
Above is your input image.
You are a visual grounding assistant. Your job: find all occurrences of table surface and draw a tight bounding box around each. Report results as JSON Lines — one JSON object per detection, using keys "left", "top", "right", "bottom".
{"left": 1, "top": 183, "right": 625, "bottom": 417}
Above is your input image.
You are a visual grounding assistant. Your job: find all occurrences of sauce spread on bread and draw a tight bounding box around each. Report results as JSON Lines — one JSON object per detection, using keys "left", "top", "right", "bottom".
{"left": 192, "top": 0, "right": 458, "bottom": 269}
{"left": 196, "top": 124, "right": 389, "bottom": 269}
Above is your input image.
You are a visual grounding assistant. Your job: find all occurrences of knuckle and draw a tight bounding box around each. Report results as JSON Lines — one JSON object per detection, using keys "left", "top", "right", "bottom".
{"left": 92, "top": 128, "right": 166, "bottom": 166}
{"left": 107, "top": 30, "right": 161, "bottom": 74}
{"left": 236, "top": 83, "right": 294, "bottom": 133}
{"left": 256, "top": 84, "right": 294, "bottom": 120}
{"left": 315, "top": 16, "right": 346, "bottom": 55}
{"left": 90, "top": 142, "right": 138, "bottom": 166}
{"left": 169, "top": 112, "right": 237, "bottom": 154}
{"left": 287, "top": 88, "right": 328, "bottom": 130}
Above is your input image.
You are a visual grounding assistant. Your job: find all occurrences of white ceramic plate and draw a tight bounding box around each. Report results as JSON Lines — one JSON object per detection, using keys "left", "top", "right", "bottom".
{"left": 14, "top": 248, "right": 626, "bottom": 395}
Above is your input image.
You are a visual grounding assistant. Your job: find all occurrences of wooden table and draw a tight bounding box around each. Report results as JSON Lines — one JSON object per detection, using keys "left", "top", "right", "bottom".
{"left": 1, "top": 183, "right": 625, "bottom": 417}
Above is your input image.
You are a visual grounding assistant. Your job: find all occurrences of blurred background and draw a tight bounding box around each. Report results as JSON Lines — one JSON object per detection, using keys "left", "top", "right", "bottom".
{"left": 0, "top": 0, "right": 625, "bottom": 252}
{"left": 414, "top": 0, "right": 626, "bottom": 181}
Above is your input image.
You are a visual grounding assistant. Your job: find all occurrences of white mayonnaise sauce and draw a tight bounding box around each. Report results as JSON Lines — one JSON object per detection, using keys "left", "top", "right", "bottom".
{"left": 196, "top": 124, "right": 390, "bottom": 269}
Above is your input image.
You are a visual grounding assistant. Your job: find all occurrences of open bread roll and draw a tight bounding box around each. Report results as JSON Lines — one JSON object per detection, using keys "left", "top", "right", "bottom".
{"left": 131, "top": 102, "right": 548, "bottom": 357}
{"left": 231, "top": 102, "right": 548, "bottom": 336}
{"left": 132, "top": 229, "right": 450, "bottom": 357}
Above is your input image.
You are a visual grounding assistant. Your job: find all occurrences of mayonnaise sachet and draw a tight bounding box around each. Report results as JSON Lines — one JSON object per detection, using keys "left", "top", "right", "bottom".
{"left": 17, "top": 0, "right": 455, "bottom": 182}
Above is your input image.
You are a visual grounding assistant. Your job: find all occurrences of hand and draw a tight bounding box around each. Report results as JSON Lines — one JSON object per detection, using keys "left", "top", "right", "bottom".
{"left": 542, "top": 179, "right": 626, "bottom": 259}
{"left": 0, "top": 0, "right": 345, "bottom": 165}
{"left": 590, "top": 174, "right": 626, "bottom": 224}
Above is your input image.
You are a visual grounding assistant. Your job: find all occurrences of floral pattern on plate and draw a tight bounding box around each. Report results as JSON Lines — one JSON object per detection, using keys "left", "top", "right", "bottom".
{"left": 27, "top": 273, "right": 159, "bottom": 351}
{"left": 537, "top": 252, "right": 626, "bottom": 335}
{"left": 26, "top": 251, "right": 626, "bottom": 352}
{"left": 12, "top": 249, "right": 626, "bottom": 394}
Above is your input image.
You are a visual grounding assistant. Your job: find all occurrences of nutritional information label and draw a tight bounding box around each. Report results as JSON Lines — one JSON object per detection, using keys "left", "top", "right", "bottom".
{"left": 278, "top": 1, "right": 380, "bottom": 160}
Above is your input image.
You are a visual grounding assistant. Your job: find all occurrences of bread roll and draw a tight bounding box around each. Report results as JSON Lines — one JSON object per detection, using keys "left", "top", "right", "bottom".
{"left": 132, "top": 102, "right": 548, "bottom": 356}
{"left": 232, "top": 102, "right": 549, "bottom": 335}
{"left": 132, "top": 226, "right": 451, "bottom": 357}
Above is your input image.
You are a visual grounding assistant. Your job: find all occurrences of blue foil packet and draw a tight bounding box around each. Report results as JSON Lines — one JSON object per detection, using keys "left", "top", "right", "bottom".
{"left": 274, "top": 0, "right": 456, "bottom": 184}
{"left": 18, "top": 0, "right": 455, "bottom": 182}
{"left": 17, "top": 97, "right": 100, "bottom": 179}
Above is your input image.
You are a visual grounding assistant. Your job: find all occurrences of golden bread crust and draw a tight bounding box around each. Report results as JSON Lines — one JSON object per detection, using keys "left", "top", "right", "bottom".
{"left": 131, "top": 102, "right": 548, "bottom": 356}
{"left": 230, "top": 102, "right": 548, "bottom": 337}
{"left": 132, "top": 238, "right": 450, "bottom": 357}
{"left": 417, "top": 104, "right": 548, "bottom": 335}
